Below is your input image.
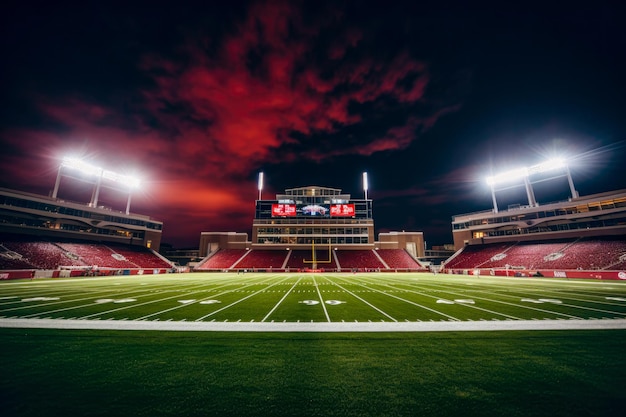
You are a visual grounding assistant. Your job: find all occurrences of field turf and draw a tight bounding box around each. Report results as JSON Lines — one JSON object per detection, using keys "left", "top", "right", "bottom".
{"left": 1, "top": 273, "right": 626, "bottom": 416}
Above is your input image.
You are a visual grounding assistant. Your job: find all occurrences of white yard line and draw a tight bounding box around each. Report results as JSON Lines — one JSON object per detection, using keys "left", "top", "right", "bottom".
{"left": 75, "top": 278, "right": 253, "bottom": 319}
{"left": 1, "top": 317, "right": 626, "bottom": 332}
{"left": 313, "top": 276, "right": 331, "bottom": 322}
{"left": 327, "top": 278, "right": 397, "bottom": 322}
{"left": 354, "top": 276, "right": 522, "bottom": 320}
{"left": 135, "top": 277, "right": 273, "bottom": 320}
{"left": 262, "top": 277, "right": 302, "bottom": 322}
{"left": 414, "top": 281, "right": 586, "bottom": 319}
{"left": 495, "top": 288, "right": 626, "bottom": 315}
{"left": 1, "top": 288, "right": 152, "bottom": 315}
{"left": 194, "top": 276, "right": 292, "bottom": 321}
{"left": 341, "top": 276, "right": 464, "bottom": 321}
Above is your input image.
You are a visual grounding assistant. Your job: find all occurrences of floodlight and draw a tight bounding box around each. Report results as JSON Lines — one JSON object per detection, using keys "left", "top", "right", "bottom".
{"left": 485, "top": 167, "right": 528, "bottom": 187}
{"left": 485, "top": 157, "right": 576, "bottom": 213}
{"left": 61, "top": 157, "right": 103, "bottom": 177}
{"left": 258, "top": 172, "right": 264, "bottom": 200}
{"left": 103, "top": 171, "right": 141, "bottom": 188}
{"left": 125, "top": 175, "right": 141, "bottom": 189}
{"left": 363, "top": 172, "right": 369, "bottom": 200}
{"left": 53, "top": 156, "right": 142, "bottom": 214}
{"left": 527, "top": 157, "right": 566, "bottom": 175}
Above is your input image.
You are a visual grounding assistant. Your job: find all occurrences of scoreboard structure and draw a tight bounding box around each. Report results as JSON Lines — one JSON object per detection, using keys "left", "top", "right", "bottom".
{"left": 252, "top": 185, "right": 375, "bottom": 249}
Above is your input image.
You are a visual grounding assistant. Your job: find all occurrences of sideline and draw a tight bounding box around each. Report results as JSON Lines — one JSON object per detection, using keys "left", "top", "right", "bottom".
{"left": 1, "top": 318, "right": 626, "bottom": 332}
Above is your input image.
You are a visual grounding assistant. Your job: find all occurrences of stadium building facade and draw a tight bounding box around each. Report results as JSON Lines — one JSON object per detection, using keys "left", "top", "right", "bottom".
{"left": 0, "top": 187, "right": 163, "bottom": 250}
{"left": 451, "top": 189, "right": 626, "bottom": 250}
{"left": 445, "top": 188, "right": 626, "bottom": 280}
{"left": 253, "top": 186, "right": 374, "bottom": 248}
{"left": 197, "top": 185, "right": 426, "bottom": 271}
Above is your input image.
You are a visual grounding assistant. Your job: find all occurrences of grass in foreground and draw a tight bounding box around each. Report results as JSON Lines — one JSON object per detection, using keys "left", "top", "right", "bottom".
{"left": 1, "top": 328, "right": 625, "bottom": 417}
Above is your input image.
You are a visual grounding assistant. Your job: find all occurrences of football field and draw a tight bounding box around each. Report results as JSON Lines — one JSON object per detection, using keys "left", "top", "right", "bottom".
{"left": 1, "top": 272, "right": 626, "bottom": 327}
{"left": 1, "top": 273, "right": 626, "bottom": 417}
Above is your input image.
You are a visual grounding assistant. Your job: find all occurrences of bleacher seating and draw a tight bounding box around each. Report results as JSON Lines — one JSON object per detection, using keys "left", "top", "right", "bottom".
{"left": 2, "top": 241, "right": 85, "bottom": 270}
{"left": 0, "top": 245, "right": 37, "bottom": 269}
{"left": 195, "top": 249, "right": 247, "bottom": 270}
{"left": 443, "top": 243, "right": 512, "bottom": 269}
{"left": 0, "top": 237, "right": 173, "bottom": 270}
{"left": 444, "top": 238, "right": 626, "bottom": 271}
{"left": 106, "top": 245, "right": 172, "bottom": 269}
{"left": 55, "top": 243, "right": 135, "bottom": 268}
{"left": 544, "top": 239, "right": 626, "bottom": 270}
{"left": 335, "top": 250, "right": 384, "bottom": 270}
{"left": 232, "top": 250, "right": 289, "bottom": 269}
{"left": 284, "top": 250, "right": 337, "bottom": 270}
{"left": 376, "top": 249, "right": 424, "bottom": 270}
{"left": 478, "top": 242, "right": 568, "bottom": 269}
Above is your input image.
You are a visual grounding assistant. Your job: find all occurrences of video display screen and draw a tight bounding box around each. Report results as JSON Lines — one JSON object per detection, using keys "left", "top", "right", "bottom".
{"left": 330, "top": 204, "right": 355, "bottom": 217}
{"left": 271, "top": 203, "right": 357, "bottom": 217}
{"left": 299, "top": 204, "right": 330, "bottom": 216}
{"left": 271, "top": 204, "right": 297, "bottom": 217}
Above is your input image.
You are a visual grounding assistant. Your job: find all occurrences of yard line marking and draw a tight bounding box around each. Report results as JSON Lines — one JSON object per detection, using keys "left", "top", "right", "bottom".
{"left": 0, "top": 286, "right": 152, "bottom": 313}
{"left": 133, "top": 276, "right": 280, "bottom": 321}
{"left": 12, "top": 288, "right": 163, "bottom": 318}
{"left": 469, "top": 288, "right": 626, "bottom": 317}
{"left": 484, "top": 286, "right": 626, "bottom": 308}
{"left": 313, "top": 276, "right": 331, "bottom": 323}
{"left": 194, "top": 276, "right": 292, "bottom": 321}
{"left": 339, "top": 277, "right": 462, "bottom": 321}
{"left": 16, "top": 277, "right": 244, "bottom": 318}
{"left": 360, "top": 278, "right": 522, "bottom": 320}
{"left": 261, "top": 277, "right": 303, "bottom": 322}
{"left": 409, "top": 281, "right": 585, "bottom": 320}
{"left": 323, "top": 277, "right": 397, "bottom": 322}
{"left": 75, "top": 278, "right": 257, "bottom": 320}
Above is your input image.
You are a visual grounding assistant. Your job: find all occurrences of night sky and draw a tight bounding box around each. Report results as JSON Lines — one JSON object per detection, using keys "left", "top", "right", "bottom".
{"left": 1, "top": 1, "right": 625, "bottom": 248}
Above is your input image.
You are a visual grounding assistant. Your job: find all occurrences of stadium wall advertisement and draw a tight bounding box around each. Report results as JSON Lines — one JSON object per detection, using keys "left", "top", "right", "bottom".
{"left": 0, "top": 269, "right": 171, "bottom": 280}
{"left": 444, "top": 268, "right": 626, "bottom": 280}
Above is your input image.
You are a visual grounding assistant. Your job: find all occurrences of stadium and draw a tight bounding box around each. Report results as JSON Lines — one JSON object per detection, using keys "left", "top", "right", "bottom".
{"left": 1, "top": 157, "right": 626, "bottom": 416}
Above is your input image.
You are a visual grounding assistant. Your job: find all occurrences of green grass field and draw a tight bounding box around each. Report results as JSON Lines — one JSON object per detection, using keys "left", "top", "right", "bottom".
{"left": 1, "top": 273, "right": 626, "bottom": 416}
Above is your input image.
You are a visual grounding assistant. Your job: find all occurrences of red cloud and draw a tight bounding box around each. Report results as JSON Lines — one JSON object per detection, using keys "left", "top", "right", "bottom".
{"left": 0, "top": 0, "right": 463, "bottom": 246}
{"left": 139, "top": 0, "right": 443, "bottom": 169}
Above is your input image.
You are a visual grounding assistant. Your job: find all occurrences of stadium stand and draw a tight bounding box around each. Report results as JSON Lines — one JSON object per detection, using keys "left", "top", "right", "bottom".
{"left": 0, "top": 236, "right": 172, "bottom": 272}
{"left": 335, "top": 249, "right": 385, "bottom": 271}
{"left": 55, "top": 243, "right": 136, "bottom": 268}
{"left": 106, "top": 245, "right": 172, "bottom": 269}
{"left": 443, "top": 237, "right": 626, "bottom": 272}
{"left": 0, "top": 245, "right": 38, "bottom": 269}
{"left": 443, "top": 243, "right": 512, "bottom": 270}
{"left": 477, "top": 241, "right": 569, "bottom": 269}
{"left": 195, "top": 249, "right": 248, "bottom": 270}
{"left": 3, "top": 241, "right": 85, "bottom": 270}
{"left": 376, "top": 249, "right": 425, "bottom": 270}
{"left": 284, "top": 250, "right": 338, "bottom": 270}
{"left": 191, "top": 248, "right": 427, "bottom": 272}
{"left": 232, "top": 250, "right": 289, "bottom": 270}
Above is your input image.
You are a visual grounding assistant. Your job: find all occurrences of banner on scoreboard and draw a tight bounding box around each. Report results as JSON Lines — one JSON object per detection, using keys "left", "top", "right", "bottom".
{"left": 330, "top": 204, "right": 355, "bottom": 217}
{"left": 271, "top": 204, "right": 297, "bottom": 217}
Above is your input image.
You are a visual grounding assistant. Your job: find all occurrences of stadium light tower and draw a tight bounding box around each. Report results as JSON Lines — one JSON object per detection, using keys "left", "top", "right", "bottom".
{"left": 363, "top": 172, "right": 369, "bottom": 200}
{"left": 52, "top": 156, "right": 141, "bottom": 214}
{"left": 485, "top": 157, "right": 577, "bottom": 213}
{"left": 258, "top": 172, "right": 264, "bottom": 200}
